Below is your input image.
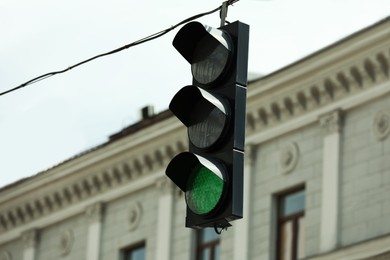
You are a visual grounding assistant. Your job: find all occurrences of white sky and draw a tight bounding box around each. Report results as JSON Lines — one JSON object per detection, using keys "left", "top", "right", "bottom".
{"left": 0, "top": 0, "right": 389, "bottom": 188}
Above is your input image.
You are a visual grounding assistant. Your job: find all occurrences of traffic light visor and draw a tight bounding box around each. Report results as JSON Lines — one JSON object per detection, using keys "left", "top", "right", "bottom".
{"left": 169, "top": 86, "right": 229, "bottom": 149}
{"left": 165, "top": 152, "right": 227, "bottom": 215}
{"left": 173, "top": 22, "right": 232, "bottom": 85}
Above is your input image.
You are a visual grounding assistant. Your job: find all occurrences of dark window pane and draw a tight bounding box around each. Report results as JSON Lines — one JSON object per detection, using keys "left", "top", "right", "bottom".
{"left": 280, "top": 190, "right": 305, "bottom": 217}
{"left": 214, "top": 244, "right": 220, "bottom": 260}
{"left": 200, "top": 248, "right": 210, "bottom": 260}
{"left": 197, "top": 229, "right": 220, "bottom": 260}
{"left": 131, "top": 247, "right": 145, "bottom": 260}
{"left": 123, "top": 244, "right": 145, "bottom": 260}
{"left": 277, "top": 189, "right": 305, "bottom": 260}
{"left": 200, "top": 228, "right": 219, "bottom": 243}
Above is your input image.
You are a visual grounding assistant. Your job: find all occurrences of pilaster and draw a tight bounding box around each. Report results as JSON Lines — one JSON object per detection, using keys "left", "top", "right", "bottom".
{"left": 85, "top": 202, "right": 103, "bottom": 260}
{"left": 155, "top": 176, "right": 174, "bottom": 260}
{"left": 22, "top": 229, "right": 38, "bottom": 260}
{"left": 319, "top": 109, "right": 343, "bottom": 252}
{"left": 234, "top": 144, "right": 256, "bottom": 260}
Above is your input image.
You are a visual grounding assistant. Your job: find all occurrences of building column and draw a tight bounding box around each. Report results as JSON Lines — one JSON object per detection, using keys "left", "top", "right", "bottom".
{"left": 319, "top": 110, "right": 342, "bottom": 252}
{"left": 234, "top": 144, "right": 256, "bottom": 260}
{"left": 22, "top": 229, "right": 38, "bottom": 260}
{"left": 155, "top": 176, "right": 174, "bottom": 260}
{"left": 85, "top": 202, "right": 103, "bottom": 260}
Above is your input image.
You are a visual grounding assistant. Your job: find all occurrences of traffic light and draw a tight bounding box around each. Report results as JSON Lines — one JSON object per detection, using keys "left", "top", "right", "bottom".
{"left": 166, "top": 21, "right": 249, "bottom": 230}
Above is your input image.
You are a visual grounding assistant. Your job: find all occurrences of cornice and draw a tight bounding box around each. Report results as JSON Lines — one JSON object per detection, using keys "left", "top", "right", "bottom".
{"left": 0, "top": 171, "right": 163, "bottom": 245}
{"left": 0, "top": 116, "right": 183, "bottom": 203}
{"left": 249, "top": 17, "right": 390, "bottom": 98}
{"left": 0, "top": 123, "right": 187, "bottom": 235}
{"left": 309, "top": 233, "right": 390, "bottom": 260}
{"left": 246, "top": 42, "right": 390, "bottom": 139}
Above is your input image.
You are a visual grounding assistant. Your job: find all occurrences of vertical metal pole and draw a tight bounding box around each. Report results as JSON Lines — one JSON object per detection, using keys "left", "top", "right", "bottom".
{"left": 220, "top": 1, "right": 228, "bottom": 27}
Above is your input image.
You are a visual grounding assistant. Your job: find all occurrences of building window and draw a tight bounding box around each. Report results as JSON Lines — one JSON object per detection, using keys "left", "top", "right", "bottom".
{"left": 196, "top": 228, "right": 220, "bottom": 260}
{"left": 122, "top": 242, "right": 145, "bottom": 260}
{"left": 276, "top": 189, "right": 305, "bottom": 260}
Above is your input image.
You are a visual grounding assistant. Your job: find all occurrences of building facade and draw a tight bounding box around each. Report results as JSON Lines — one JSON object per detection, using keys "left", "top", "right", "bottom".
{"left": 0, "top": 17, "right": 389, "bottom": 260}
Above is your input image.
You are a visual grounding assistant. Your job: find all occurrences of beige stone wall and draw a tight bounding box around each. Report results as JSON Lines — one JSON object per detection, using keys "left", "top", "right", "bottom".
{"left": 250, "top": 124, "right": 323, "bottom": 259}
{"left": 0, "top": 238, "right": 23, "bottom": 260}
{"left": 366, "top": 251, "right": 390, "bottom": 260}
{"left": 171, "top": 194, "right": 193, "bottom": 260}
{"left": 99, "top": 187, "right": 158, "bottom": 260}
{"left": 36, "top": 214, "right": 87, "bottom": 260}
{"left": 340, "top": 92, "right": 390, "bottom": 246}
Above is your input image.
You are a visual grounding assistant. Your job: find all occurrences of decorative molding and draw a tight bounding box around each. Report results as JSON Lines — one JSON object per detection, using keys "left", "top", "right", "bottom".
{"left": 174, "top": 188, "right": 184, "bottom": 199}
{"left": 155, "top": 178, "right": 181, "bottom": 199}
{"left": 128, "top": 202, "right": 142, "bottom": 232}
{"left": 280, "top": 142, "right": 299, "bottom": 174}
{"left": 311, "top": 231, "right": 390, "bottom": 260}
{"left": 155, "top": 176, "right": 174, "bottom": 195}
{"left": 85, "top": 202, "right": 103, "bottom": 223}
{"left": 319, "top": 110, "right": 343, "bottom": 135}
{"left": 59, "top": 229, "right": 74, "bottom": 257}
{"left": 373, "top": 109, "right": 390, "bottom": 141}
{"left": 0, "top": 139, "right": 187, "bottom": 234}
{"left": 21, "top": 229, "right": 39, "bottom": 249}
{"left": 0, "top": 251, "right": 12, "bottom": 260}
{"left": 245, "top": 143, "right": 257, "bottom": 166}
{"left": 246, "top": 46, "right": 389, "bottom": 136}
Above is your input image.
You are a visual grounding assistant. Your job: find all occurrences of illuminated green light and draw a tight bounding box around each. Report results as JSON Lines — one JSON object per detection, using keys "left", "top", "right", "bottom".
{"left": 185, "top": 164, "right": 224, "bottom": 215}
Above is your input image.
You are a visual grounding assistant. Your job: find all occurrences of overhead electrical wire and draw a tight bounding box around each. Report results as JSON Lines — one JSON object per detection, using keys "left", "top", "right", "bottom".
{"left": 0, "top": 0, "right": 239, "bottom": 97}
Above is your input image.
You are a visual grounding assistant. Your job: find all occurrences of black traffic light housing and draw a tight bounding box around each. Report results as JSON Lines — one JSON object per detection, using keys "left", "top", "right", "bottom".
{"left": 166, "top": 21, "right": 249, "bottom": 229}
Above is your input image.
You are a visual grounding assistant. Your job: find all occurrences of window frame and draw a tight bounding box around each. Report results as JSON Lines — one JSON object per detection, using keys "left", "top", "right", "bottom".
{"left": 196, "top": 228, "right": 220, "bottom": 260}
{"left": 121, "top": 241, "right": 146, "bottom": 260}
{"left": 275, "top": 186, "right": 305, "bottom": 260}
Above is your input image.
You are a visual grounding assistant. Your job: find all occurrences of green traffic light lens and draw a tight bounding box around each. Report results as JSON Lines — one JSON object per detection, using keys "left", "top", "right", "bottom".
{"left": 185, "top": 164, "right": 225, "bottom": 215}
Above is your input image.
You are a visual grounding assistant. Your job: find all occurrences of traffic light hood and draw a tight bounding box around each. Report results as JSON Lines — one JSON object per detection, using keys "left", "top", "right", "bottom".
{"left": 173, "top": 21, "right": 232, "bottom": 65}
{"left": 169, "top": 85, "right": 228, "bottom": 127}
{"left": 165, "top": 152, "right": 224, "bottom": 192}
